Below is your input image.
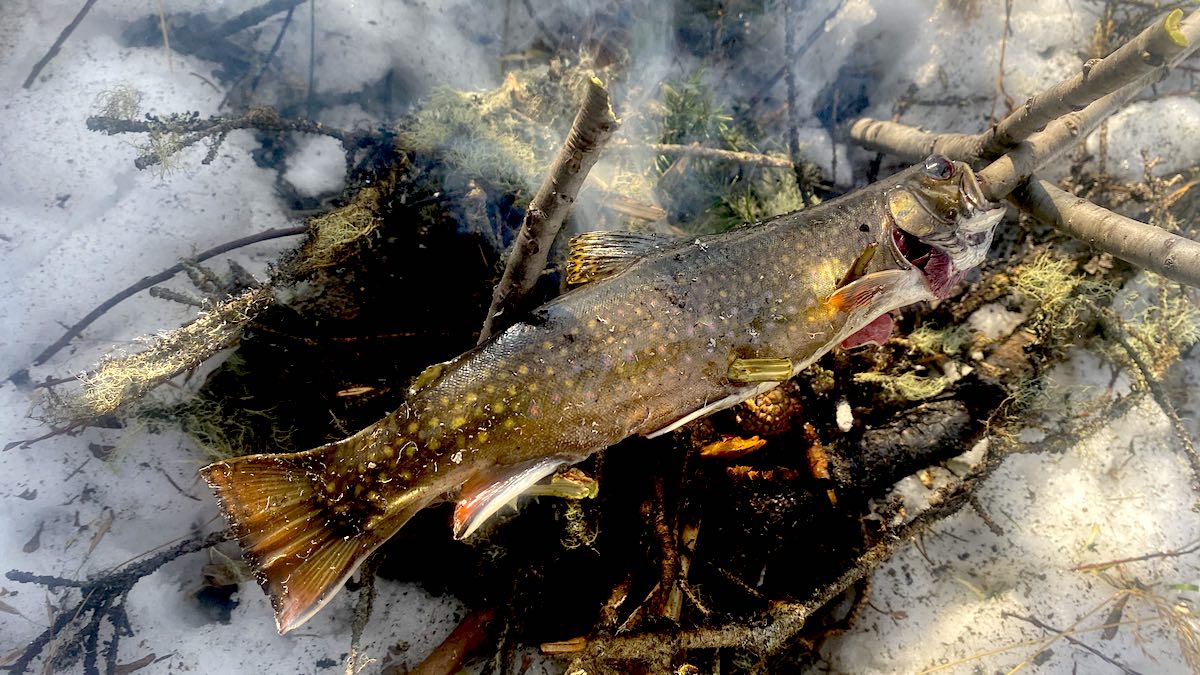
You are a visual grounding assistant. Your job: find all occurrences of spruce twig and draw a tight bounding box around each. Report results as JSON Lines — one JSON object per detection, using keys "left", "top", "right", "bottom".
{"left": 2, "top": 530, "right": 231, "bottom": 675}
{"left": 16, "top": 225, "right": 304, "bottom": 375}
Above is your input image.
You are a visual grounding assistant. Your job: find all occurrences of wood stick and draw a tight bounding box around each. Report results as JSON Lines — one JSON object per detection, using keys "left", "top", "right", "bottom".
{"left": 478, "top": 77, "right": 618, "bottom": 343}
{"left": 1012, "top": 178, "right": 1200, "bottom": 289}
{"left": 980, "top": 8, "right": 1191, "bottom": 158}
{"left": 851, "top": 9, "right": 1200, "bottom": 165}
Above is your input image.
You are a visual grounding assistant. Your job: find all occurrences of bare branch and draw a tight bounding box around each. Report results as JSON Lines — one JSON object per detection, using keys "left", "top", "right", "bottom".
{"left": 17, "top": 226, "right": 303, "bottom": 374}
{"left": 981, "top": 8, "right": 1191, "bottom": 158}
{"left": 478, "top": 77, "right": 619, "bottom": 343}
{"left": 851, "top": 9, "right": 1198, "bottom": 164}
{"left": 1011, "top": 178, "right": 1200, "bottom": 289}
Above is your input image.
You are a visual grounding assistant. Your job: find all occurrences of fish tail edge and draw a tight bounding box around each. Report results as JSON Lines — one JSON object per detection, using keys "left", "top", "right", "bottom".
{"left": 200, "top": 437, "right": 427, "bottom": 634}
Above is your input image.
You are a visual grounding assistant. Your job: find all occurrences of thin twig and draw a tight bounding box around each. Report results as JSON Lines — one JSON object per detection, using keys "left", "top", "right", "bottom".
{"left": 1001, "top": 612, "right": 1145, "bottom": 675}
{"left": 1099, "top": 310, "right": 1200, "bottom": 482}
{"left": 3, "top": 530, "right": 231, "bottom": 675}
{"left": 613, "top": 142, "right": 793, "bottom": 169}
{"left": 782, "top": 0, "right": 814, "bottom": 206}
{"left": 343, "top": 555, "right": 378, "bottom": 675}
{"left": 1071, "top": 540, "right": 1200, "bottom": 572}
{"left": 22, "top": 0, "right": 101, "bottom": 88}
{"left": 19, "top": 225, "right": 304, "bottom": 373}
{"left": 478, "top": 77, "right": 618, "bottom": 342}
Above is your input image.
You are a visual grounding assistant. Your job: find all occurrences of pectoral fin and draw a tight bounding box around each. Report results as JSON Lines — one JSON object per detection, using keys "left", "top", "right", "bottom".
{"left": 453, "top": 457, "right": 564, "bottom": 539}
{"left": 566, "top": 231, "right": 676, "bottom": 285}
{"left": 824, "top": 269, "right": 914, "bottom": 314}
{"left": 835, "top": 242, "right": 878, "bottom": 290}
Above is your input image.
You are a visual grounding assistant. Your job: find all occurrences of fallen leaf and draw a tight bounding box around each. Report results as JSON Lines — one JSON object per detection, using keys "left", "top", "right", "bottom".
{"left": 87, "top": 508, "right": 114, "bottom": 557}
{"left": 114, "top": 653, "right": 156, "bottom": 674}
{"left": 22, "top": 521, "right": 43, "bottom": 554}
{"left": 699, "top": 435, "right": 767, "bottom": 459}
{"left": 0, "top": 599, "right": 22, "bottom": 616}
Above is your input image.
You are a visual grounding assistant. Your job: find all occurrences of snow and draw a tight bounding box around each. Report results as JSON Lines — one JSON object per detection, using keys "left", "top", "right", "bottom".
{"left": 1, "top": 1, "right": 1198, "bottom": 674}
{"left": 1085, "top": 96, "right": 1200, "bottom": 181}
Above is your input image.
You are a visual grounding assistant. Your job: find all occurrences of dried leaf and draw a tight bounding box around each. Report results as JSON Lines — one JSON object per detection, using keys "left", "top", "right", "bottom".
{"left": 87, "top": 508, "right": 114, "bottom": 557}
{"left": 699, "top": 435, "right": 767, "bottom": 459}
{"left": 22, "top": 521, "right": 43, "bottom": 554}
{"left": 115, "top": 653, "right": 156, "bottom": 674}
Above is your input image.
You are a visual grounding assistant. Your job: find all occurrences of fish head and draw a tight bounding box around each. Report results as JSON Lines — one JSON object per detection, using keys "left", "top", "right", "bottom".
{"left": 884, "top": 155, "right": 1004, "bottom": 298}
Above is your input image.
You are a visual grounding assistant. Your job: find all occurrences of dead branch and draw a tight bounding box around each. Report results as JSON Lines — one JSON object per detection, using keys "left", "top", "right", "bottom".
{"left": 612, "top": 142, "right": 794, "bottom": 169}
{"left": 1012, "top": 178, "right": 1200, "bottom": 288}
{"left": 560, "top": 442, "right": 1008, "bottom": 668}
{"left": 1071, "top": 540, "right": 1200, "bottom": 572}
{"left": 408, "top": 606, "right": 497, "bottom": 675}
{"left": 343, "top": 556, "right": 378, "bottom": 675}
{"left": 847, "top": 9, "right": 1200, "bottom": 288}
{"left": 1001, "top": 612, "right": 1145, "bottom": 675}
{"left": 980, "top": 8, "right": 1190, "bottom": 159}
{"left": 86, "top": 108, "right": 368, "bottom": 171}
{"left": 16, "top": 225, "right": 304, "bottom": 374}
{"left": 478, "top": 77, "right": 618, "bottom": 342}
{"left": 2, "top": 530, "right": 231, "bottom": 675}
{"left": 22, "top": 0, "right": 101, "bottom": 89}
{"left": 1099, "top": 310, "right": 1200, "bottom": 482}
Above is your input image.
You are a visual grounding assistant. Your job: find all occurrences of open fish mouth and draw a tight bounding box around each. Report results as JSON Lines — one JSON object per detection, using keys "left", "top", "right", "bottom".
{"left": 890, "top": 224, "right": 959, "bottom": 299}
{"left": 887, "top": 165, "right": 1000, "bottom": 300}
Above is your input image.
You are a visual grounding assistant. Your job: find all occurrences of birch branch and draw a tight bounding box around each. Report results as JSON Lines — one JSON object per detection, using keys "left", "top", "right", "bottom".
{"left": 478, "top": 77, "right": 619, "bottom": 343}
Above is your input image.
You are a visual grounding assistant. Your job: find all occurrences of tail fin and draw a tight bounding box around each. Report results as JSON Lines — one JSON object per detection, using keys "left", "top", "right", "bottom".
{"left": 200, "top": 431, "right": 433, "bottom": 634}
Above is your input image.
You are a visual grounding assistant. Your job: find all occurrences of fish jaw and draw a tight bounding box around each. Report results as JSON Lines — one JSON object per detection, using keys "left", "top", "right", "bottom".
{"left": 884, "top": 156, "right": 1005, "bottom": 298}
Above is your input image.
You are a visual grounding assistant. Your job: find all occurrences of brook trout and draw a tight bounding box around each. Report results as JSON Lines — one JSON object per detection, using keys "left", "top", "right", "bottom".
{"left": 201, "top": 155, "right": 1003, "bottom": 633}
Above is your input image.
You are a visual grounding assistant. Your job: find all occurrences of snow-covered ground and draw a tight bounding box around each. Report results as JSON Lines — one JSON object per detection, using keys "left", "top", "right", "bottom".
{"left": 1, "top": 1, "right": 1197, "bottom": 673}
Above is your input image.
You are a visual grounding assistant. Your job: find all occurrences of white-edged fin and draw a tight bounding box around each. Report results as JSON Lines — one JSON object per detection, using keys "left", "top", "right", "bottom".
{"left": 453, "top": 457, "right": 564, "bottom": 539}
{"left": 647, "top": 382, "right": 780, "bottom": 439}
{"left": 566, "top": 231, "right": 677, "bottom": 285}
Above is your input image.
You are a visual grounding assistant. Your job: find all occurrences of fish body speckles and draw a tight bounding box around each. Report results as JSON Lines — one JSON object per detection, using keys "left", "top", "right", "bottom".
{"left": 200, "top": 156, "right": 1005, "bottom": 633}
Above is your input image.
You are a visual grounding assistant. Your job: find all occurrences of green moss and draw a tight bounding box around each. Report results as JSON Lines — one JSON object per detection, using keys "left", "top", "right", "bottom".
{"left": 908, "top": 324, "right": 972, "bottom": 356}
{"left": 854, "top": 371, "right": 950, "bottom": 401}
{"left": 1010, "top": 252, "right": 1116, "bottom": 347}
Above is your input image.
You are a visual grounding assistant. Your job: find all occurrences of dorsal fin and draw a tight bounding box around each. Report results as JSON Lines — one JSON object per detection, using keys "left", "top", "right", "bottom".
{"left": 566, "top": 231, "right": 676, "bottom": 285}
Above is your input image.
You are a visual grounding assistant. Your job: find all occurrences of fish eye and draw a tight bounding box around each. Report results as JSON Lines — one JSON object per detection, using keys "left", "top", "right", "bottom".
{"left": 946, "top": 208, "right": 958, "bottom": 219}
{"left": 923, "top": 155, "right": 955, "bottom": 180}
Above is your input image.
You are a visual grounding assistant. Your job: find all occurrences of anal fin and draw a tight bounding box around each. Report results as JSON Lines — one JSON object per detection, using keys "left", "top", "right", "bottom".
{"left": 453, "top": 457, "right": 564, "bottom": 539}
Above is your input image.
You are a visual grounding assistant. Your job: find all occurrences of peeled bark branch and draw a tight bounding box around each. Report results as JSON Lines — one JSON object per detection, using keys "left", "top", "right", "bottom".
{"left": 1013, "top": 178, "right": 1200, "bottom": 288}
{"left": 478, "top": 77, "right": 619, "bottom": 343}
{"left": 852, "top": 9, "right": 1200, "bottom": 165}
{"left": 846, "top": 10, "right": 1200, "bottom": 288}
{"left": 981, "top": 8, "right": 1191, "bottom": 157}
